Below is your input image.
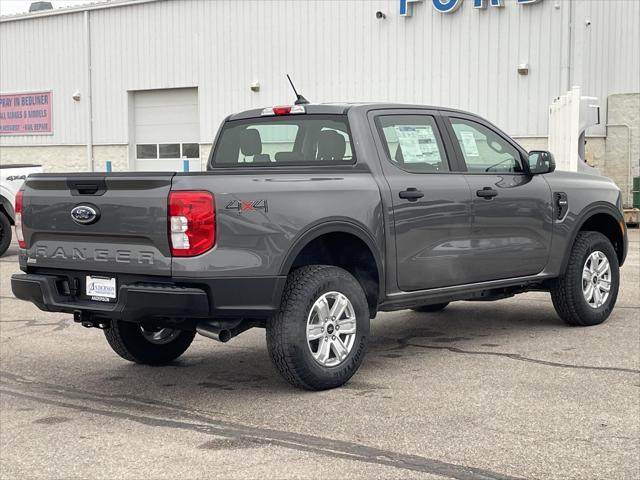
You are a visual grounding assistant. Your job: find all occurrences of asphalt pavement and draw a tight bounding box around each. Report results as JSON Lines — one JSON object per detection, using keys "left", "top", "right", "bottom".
{"left": 1, "top": 231, "right": 638, "bottom": 479}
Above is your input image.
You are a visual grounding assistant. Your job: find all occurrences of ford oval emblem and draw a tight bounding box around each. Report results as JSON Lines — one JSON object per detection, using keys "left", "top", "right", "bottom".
{"left": 71, "top": 205, "right": 100, "bottom": 225}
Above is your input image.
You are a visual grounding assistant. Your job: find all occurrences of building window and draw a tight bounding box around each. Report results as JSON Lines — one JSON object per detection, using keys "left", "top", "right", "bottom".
{"left": 182, "top": 143, "right": 200, "bottom": 158}
{"left": 136, "top": 143, "right": 201, "bottom": 160}
{"left": 159, "top": 143, "right": 180, "bottom": 159}
{"left": 136, "top": 144, "right": 157, "bottom": 159}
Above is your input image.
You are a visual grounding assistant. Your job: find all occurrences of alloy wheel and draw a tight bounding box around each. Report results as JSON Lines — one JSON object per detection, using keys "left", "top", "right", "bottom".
{"left": 582, "top": 250, "right": 611, "bottom": 309}
{"left": 306, "top": 291, "right": 357, "bottom": 367}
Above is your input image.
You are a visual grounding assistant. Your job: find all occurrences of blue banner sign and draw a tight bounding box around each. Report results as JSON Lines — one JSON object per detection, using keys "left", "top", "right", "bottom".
{"left": 400, "top": 0, "right": 542, "bottom": 16}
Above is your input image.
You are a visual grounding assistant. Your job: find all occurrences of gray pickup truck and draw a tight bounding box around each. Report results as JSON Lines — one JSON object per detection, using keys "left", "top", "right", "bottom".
{"left": 11, "top": 103, "right": 628, "bottom": 390}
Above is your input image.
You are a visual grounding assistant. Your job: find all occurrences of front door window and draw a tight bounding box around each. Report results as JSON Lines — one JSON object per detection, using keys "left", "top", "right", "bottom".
{"left": 450, "top": 118, "right": 523, "bottom": 173}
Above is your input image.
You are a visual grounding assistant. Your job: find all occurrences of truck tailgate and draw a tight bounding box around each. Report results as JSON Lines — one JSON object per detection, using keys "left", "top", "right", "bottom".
{"left": 21, "top": 173, "right": 173, "bottom": 275}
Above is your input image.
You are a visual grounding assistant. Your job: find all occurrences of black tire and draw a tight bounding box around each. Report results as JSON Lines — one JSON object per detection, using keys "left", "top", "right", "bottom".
{"left": 411, "top": 302, "right": 449, "bottom": 313}
{"left": 266, "top": 265, "right": 370, "bottom": 390}
{"left": 550, "top": 231, "right": 620, "bottom": 326}
{"left": 0, "top": 212, "right": 12, "bottom": 257}
{"left": 104, "top": 320, "right": 195, "bottom": 365}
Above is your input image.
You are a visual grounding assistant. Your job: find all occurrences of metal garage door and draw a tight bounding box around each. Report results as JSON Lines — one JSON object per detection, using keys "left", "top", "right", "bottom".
{"left": 133, "top": 88, "right": 200, "bottom": 172}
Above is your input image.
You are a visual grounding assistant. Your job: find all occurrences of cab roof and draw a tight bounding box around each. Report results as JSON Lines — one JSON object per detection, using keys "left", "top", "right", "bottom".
{"left": 227, "top": 103, "right": 475, "bottom": 121}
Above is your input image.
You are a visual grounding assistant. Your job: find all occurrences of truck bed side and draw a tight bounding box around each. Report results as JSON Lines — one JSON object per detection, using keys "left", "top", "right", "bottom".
{"left": 171, "top": 170, "right": 384, "bottom": 279}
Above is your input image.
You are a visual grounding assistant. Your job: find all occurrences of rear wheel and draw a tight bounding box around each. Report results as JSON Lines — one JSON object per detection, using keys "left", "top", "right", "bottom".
{"left": 104, "top": 320, "right": 195, "bottom": 365}
{"left": 0, "top": 212, "right": 12, "bottom": 256}
{"left": 550, "top": 231, "right": 620, "bottom": 326}
{"left": 411, "top": 302, "right": 449, "bottom": 313}
{"left": 267, "top": 265, "right": 370, "bottom": 390}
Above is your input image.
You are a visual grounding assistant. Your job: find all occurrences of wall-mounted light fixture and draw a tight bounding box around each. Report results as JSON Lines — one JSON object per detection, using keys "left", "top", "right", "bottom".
{"left": 72, "top": 90, "right": 81, "bottom": 101}
{"left": 517, "top": 63, "right": 529, "bottom": 75}
{"left": 250, "top": 81, "right": 260, "bottom": 92}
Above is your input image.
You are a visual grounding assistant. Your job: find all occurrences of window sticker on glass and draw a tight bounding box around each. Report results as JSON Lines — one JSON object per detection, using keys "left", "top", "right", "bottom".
{"left": 394, "top": 125, "right": 440, "bottom": 163}
{"left": 459, "top": 131, "right": 480, "bottom": 157}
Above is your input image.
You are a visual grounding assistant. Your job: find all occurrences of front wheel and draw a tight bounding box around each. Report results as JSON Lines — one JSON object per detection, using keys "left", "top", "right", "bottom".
{"left": 267, "top": 265, "right": 370, "bottom": 390}
{"left": 550, "top": 231, "right": 620, "bottom": 326}
{"left": 104, "top": 320, "right": 195, "bottom": 365}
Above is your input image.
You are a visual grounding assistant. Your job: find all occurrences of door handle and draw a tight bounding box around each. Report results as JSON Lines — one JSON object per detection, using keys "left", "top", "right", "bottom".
{"left": 399, "top": 188, "right": 424, "bottom": 201}
{"left": 476, "top": 187, "right": 498, "bottom": 199}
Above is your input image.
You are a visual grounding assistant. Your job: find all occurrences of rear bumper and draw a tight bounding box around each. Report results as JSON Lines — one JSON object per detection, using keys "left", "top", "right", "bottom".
{"left": 11, "top": 273, "right": 286, "bottom": 322}
{"left": 11, "top": 274, "right": 209, "bottom": 322}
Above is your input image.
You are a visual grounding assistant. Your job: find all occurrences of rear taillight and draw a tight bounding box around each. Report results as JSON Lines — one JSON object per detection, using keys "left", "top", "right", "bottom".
{"left": 15, "top": 190, "right": 26, "bottom": 249}
{"left": 168, "top": 191, "right": 215, "bottom": 257}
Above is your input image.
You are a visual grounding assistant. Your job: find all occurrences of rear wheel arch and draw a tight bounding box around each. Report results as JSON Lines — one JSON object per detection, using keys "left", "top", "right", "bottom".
{"left": 280, "top": 222, "right": 383, "bottom": 316}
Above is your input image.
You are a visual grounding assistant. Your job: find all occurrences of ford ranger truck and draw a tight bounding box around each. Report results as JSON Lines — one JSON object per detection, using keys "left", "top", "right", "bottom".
{"left": 11, "top": 103, "right": 628, "bottom": 390}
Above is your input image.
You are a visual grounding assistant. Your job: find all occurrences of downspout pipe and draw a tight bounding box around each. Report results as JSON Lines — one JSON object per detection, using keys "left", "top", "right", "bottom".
{"left": 560, "top": 0, "right": 573, "bottom": 92}
{"left": 566, "top": 0, "right": 573, "bottom": 91}
{"left": 84, "top": 10, "right": 94, "bottom": 172}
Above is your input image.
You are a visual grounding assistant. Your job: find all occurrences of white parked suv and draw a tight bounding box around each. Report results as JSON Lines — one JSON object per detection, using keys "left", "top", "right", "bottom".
{"left": 0, "top": 164, "right": 42, "bottom": 255}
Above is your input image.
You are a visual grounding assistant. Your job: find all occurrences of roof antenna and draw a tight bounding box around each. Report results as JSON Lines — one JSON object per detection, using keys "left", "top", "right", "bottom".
{"left": 286, "top": 74, "right": 310, "bottom": 105}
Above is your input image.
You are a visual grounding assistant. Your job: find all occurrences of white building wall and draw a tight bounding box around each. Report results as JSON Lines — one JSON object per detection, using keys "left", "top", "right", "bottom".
{"left": 1, "top": 0, "right": 639, "bottom": 148}
{"left": 0, "top": 11, "right": 88, "bottom": 145}
{"left": 85, "top": 0, "right": 569, "bottom": 142}
{"left": 571, "top": 0, "right": 640, "bottom": 135}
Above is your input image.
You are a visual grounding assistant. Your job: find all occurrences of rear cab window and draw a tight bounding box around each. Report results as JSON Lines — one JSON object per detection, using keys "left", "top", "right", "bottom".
{"left": 210, "top": 115, "right": 354, "bottom": 167}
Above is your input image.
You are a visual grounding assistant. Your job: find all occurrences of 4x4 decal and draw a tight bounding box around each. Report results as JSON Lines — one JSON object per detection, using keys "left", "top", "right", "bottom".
{"left": 225, "top": 199, "right": 268, "bottom": 213}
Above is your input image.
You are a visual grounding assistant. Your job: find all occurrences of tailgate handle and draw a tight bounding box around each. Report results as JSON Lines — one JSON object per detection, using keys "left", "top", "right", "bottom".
{"left": 76, "top": 184, "right": 99, "bottom": 194}
{"left": 67, "top": 179, "right": 107, "bottom": 196}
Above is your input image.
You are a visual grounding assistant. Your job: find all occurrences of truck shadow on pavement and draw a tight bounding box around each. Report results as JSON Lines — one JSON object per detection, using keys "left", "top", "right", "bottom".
{"left": 86, "top": 300, "right": 638, "bottom": 398}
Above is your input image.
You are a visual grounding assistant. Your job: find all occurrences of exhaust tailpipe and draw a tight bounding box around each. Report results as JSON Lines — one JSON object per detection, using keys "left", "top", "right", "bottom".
{"left": 196, "top": 322, "right": 232, "bottom": 343}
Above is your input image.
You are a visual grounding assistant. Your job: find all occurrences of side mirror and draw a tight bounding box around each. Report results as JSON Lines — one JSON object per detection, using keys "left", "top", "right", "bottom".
{"left": 527, "top": 150, "right": 556, "bottom": 175}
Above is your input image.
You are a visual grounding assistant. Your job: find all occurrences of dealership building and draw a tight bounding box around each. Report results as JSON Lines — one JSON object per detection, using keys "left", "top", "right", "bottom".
{"left": 0, "top": 0, "right": 638, "bottom": 203}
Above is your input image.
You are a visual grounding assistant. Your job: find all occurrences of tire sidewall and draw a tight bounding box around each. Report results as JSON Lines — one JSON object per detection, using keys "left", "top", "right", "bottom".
{"left": 0, "top": 213, "right": 11, "bottom": 256}
{"left": 287, "top": 268, "right": 369, "bottom": 388}
{"left": 105, "top": 320, "right": 195, "bottom": 365}
{"left": 570, "top": 234, "right": 619, "bottom": 324}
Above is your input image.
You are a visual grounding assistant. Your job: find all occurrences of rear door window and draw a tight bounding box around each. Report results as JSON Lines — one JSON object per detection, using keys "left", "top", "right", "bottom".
{"left": 375, "top": 115, "right": 450, "bottom": 173}
{"left": 210, "top": 115, "right": 354, "bottom": 167}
